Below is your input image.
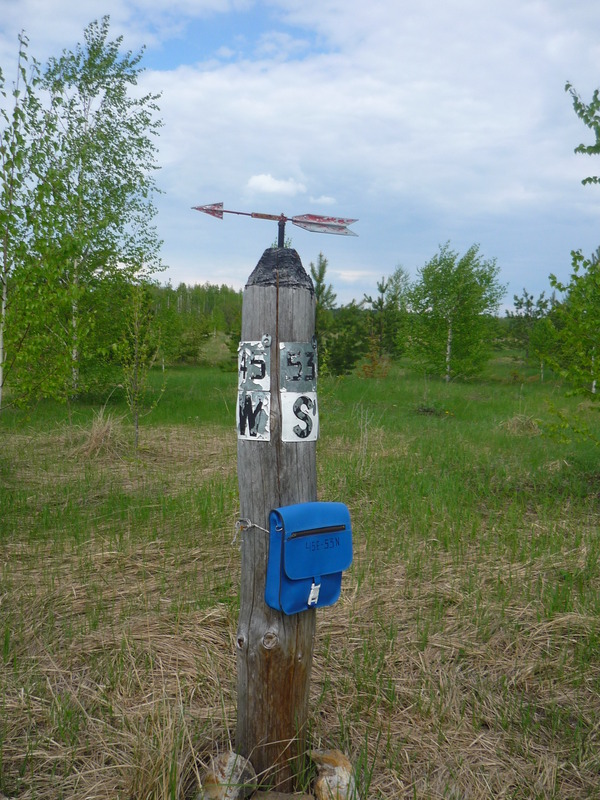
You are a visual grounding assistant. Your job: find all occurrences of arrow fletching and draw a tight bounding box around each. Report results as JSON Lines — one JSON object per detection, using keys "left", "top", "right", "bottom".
{"left": 292, "top": 214, "right": 358, "bottom": 236}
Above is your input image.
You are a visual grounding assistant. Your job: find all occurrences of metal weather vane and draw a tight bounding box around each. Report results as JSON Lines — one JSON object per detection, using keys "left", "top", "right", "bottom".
{"left": 192, "top": 202, "right": 358, "bottom": 247}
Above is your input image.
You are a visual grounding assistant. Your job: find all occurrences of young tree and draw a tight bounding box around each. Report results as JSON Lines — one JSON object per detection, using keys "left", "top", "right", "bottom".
{"left": 565, "top": 82, "right": 600, "bottom": 184}
{"left": 24, "top": 16, "right": 162, "bottom": 398}
{"left": 119, "top": 279, "right": 161, "bottom": 449}
{"left": 409, "top": 242, "right": 505, "bottom": 381}
{"left": 389, "top": 264, "right": 412, "bottom": 357}
{"left": 549, "top": 84, "right": 600, "bottom": 399}
{"left": 363, "top": 277, "right": 395, "bottom": 359}
{"left": 363, "top": 265, "right": 411, "bottom": 360}
{"left": 326, "top": 302, "right": 368, "bottom": 376}
{"left": 549, "top": 251, "right": 600, "bottom": 396}
{"left": 309, "top": 252, "right": 337, "bottom": 374}
{"left": 506, "top": 288, "right": 550, "bottom": 360}
{"left": 310, "top": 252, "right": 336, "bottom": 337}
{"left": 530, "top": 311, "right": 559, "bottom": 383}
{"left": 0, "top": 34, "right": 44, "bottom": 410}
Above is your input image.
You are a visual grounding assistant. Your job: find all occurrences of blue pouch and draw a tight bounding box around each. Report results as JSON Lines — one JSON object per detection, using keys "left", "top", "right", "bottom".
{"left": 265, "top": 501, "right": 353, "bottom": 615}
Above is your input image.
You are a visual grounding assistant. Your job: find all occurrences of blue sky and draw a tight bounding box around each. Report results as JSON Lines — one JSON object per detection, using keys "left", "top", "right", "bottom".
{"left": 2, "top": 0, "right": 600, "bottom": 309}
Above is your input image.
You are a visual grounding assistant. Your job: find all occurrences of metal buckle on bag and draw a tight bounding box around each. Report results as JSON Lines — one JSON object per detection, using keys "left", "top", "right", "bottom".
{"left": 308, "top": 582, "right": 321, "bottom": 606}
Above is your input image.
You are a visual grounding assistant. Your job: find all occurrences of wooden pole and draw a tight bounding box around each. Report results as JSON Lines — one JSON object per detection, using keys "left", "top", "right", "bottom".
{"left": 235, "top": 247, "right": 317, "bottom": 789}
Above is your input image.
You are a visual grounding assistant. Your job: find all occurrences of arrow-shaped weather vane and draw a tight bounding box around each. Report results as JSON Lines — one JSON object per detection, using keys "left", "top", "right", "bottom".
{"left": 192, "top": 202, "right": 358, "bottom": 247}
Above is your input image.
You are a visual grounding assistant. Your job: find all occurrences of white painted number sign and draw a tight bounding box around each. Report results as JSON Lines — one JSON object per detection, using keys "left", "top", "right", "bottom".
{"left": 238, "top": 340, "right": 270, "bottom": 392}
{"left": 279, "top": 341, "right": 319, "bottom": 442}
{"left": 280, "top": 391, "right": 319, "bottom": 442}
{"left": 237, "top": 339, "right": 271, "bottom": 440}
{"left": 279, "top": 342, "right": 317, "bottom": 393}
{"left": 236, "top": 337, "right": 319, "bottom": 442}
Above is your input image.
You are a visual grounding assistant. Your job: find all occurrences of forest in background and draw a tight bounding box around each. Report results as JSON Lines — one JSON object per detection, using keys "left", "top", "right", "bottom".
{"left": 1, "top": 18, "right": 599, "bottom": 426}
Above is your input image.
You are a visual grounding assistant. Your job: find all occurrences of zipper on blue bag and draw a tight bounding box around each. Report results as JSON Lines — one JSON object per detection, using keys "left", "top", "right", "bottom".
{"left": 288, "top": 524, "right": 346, "bottom": 539}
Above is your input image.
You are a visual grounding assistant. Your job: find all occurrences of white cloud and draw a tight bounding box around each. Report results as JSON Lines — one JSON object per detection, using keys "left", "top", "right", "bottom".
{"left": 246, "top": 174, "right": 307, "bottom": 196}
{"left": 125, "top": 0, "right": 600, "bottom": 299}
{"left": 310, "top": 195, "right": 336, "bottom": 205}
{"left": 254, "top": 30, "right": 311, "bottom": 59}
{"left": 216, "top": 45, "right": 236, "bottom": 59}
{"left": 3, "top": 0, "right": 600, "bottom": 303}
{"left": 335, "top": 270, "right": 373, "bottom": 283}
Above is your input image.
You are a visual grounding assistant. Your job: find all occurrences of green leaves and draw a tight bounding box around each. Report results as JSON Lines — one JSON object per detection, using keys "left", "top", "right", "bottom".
{"left": 310, "top": 252, "right": 337, "bottom": 343}
{"left": 1, "top": 17, "right": 163, "bottom": 408}
{"left": 549, "top": 251, "right": 600, "bottom": 399}
{"left": 0, "top": 33, "right": 44, "bottom": 410}
{"left": 408, "top": 242, "right": 506, "bottom": 380}
{"left": 506, "top": 288, "right": 551, "bottom": 360}
{"left": 118, "top": 279, "right": 163, "bottom": 448}
{"left": 565, "top": 82, "right": 600, "bottom": 183}
{"left": 552, "top": 87, "right": 600, "bottom": 404}
{"left": 363, "top": 272, "right": 408, "bottom": 360}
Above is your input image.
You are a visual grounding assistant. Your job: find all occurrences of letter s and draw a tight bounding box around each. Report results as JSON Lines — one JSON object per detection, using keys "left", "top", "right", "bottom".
{"left": 292, "top": 395, "right": 314, "bottom": 439}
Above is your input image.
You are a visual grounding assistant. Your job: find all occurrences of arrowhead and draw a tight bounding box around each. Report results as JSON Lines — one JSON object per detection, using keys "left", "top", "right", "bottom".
{"left": 192, "top": 202, "right": 224, "bottom": 219}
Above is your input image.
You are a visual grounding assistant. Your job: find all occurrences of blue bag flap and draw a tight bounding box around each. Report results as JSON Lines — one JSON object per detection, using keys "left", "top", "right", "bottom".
{"left": 272, "top": 501, "right": 352, "bottom": 581}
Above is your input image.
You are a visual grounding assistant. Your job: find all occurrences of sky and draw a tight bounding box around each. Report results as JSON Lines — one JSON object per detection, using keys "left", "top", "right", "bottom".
{"left": 2, "top": 0, "right": 600, "bottom": 309}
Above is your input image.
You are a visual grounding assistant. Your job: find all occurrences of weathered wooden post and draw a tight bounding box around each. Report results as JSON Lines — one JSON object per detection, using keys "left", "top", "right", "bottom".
{"left": 235, "top": 246, "right": 318, "bottom": 788}
{"left": 192, "top": 202, "right": 356, "bottom": 791}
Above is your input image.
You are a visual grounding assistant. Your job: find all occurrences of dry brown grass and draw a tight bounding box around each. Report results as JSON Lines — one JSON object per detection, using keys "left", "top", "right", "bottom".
{"left": 313, "top": 547, "right": 600, "bottom": 799}
{"left": 73, "top": 407, "right": 130, "bottom": 458}
{"left": 1, "top": 415, "right": 599, "bottom": 799}
{"left": 1, "top": 529, "right": 239, "bottom": 799}
{"left": 499, "top": 414, "right": 542, "bottom": 437}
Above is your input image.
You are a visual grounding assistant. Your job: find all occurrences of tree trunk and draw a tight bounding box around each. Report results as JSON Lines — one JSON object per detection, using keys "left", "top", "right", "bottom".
{"left": 236, "top": 247, "right": 317, "bottom": 789}
{"left": 0, "top": 273, "right": 7, "bottom": 411}
{"left": 71, "top": 292, "right": 79, "bottom": 395}
{"left": 445, "top": 318, "right": 453, "bottom": 382}
{"left": 133, "top": 352, "right": 140, "bottom": 450}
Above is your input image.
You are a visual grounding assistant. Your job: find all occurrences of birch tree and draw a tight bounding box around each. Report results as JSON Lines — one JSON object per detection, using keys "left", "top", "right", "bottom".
{"left": 0, "top": 34, "right": 43, "bottom": 410}
{"left": 119, "top": 279, "right": 161, "bottom": 449}
{"left": 31, "top": 16, "right": 162, "bottom": 397}
{"left": 547, "top": 84, "right": 600, "bottom": 399}
{"left": 565, "top": 81, "right": 600, "bottom": 184}
{"left": 409, "top": 242, "right": 505, "bottom": 381}
{"left": 550, "top": 251, "right": 600, "bottom": 397}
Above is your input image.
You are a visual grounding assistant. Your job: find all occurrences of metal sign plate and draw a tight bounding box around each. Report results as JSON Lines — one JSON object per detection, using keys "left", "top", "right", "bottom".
{"left": 279, "top": 341, "right": 317, "bottom": 393}
{"left": 236, "top": 338, "right": 319, "bottom": 442}
{"left": 237, "top": 390, "right": 270, "bottom": 440}
{"left": 238, "top": 340, "right": 271, "bottom": 392}
{"left": 281, "top": 392, "right": 319, "bottom": 442}
{"left": 237, "top": 338, "right": 271, "bottom": 440}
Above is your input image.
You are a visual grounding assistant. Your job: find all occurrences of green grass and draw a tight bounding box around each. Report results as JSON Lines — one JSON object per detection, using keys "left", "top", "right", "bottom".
{"left": 1, "top": 359, "right": 599, "bottom": 798}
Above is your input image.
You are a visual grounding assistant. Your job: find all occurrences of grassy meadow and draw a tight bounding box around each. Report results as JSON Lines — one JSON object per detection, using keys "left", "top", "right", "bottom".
{"left": 1, "top": 356, "right": 599, "bottom": 798}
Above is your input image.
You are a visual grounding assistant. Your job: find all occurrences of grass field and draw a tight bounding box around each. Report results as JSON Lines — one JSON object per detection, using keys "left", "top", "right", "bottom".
{"left": 1, "top": 358, "right": 599, "bottom": 798}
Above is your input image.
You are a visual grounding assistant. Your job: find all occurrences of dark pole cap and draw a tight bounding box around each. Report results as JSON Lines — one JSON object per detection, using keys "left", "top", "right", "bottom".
{"left": 246, "top": 247, "right": 314, "bottom": 294}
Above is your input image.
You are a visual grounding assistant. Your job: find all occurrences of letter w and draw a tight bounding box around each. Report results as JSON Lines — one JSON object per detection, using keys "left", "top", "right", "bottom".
{"left": 238, "top": 394, "right": 264, "bottom": 437}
